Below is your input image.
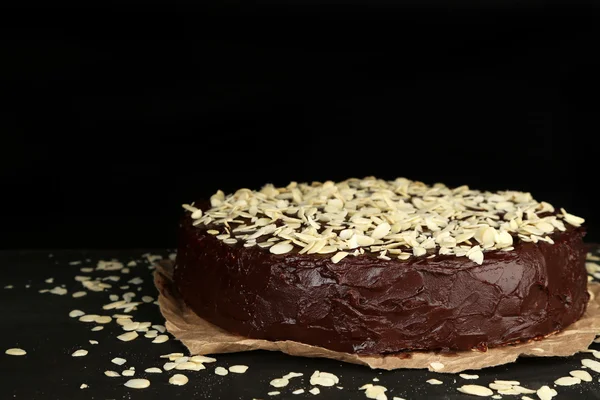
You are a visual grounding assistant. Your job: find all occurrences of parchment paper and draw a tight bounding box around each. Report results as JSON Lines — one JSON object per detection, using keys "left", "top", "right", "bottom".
{"left": 154, "top": 260, "right": 600, "bottom": 373}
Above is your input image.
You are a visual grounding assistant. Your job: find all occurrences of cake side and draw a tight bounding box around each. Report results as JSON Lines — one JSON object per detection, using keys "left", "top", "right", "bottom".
{"left": 174, "top": 219, "right": 588, "bottom": 354}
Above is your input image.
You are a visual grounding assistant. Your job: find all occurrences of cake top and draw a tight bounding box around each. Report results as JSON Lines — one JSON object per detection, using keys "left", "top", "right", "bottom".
{"left": 182, "top": 177, "right": 584, "bottom": 265}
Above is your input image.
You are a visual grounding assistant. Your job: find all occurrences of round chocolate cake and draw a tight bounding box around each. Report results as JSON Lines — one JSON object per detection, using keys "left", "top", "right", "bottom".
{"left": 174, "top": 178, "right": 589, "bottom": 354}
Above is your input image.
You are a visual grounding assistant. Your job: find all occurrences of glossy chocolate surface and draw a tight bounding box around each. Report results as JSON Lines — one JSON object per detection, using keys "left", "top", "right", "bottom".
{"left": 174, "top": 214, "right": 589, "bottom": 354}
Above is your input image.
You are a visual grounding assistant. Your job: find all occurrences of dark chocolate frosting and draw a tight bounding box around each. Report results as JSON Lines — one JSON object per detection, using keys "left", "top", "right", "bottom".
{"left": 174, "top": 214, "right": 589, "bottom": 354}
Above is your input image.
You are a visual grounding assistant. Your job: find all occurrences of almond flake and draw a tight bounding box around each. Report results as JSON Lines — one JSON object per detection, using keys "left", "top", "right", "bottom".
{"left": 124, "top": 379, "right": 150, "bottom": 389}
{"left": 117, "top": 332, "right": 139, "bottom": 342}
{"left": 214, "top": 366, "right": 228, "bottom": 376}
{"left": 169, "top": 374, "right": 189, "bottom": 386}
{"left": 554, "top": 376, "right": 580, "bottom": 386}
{"left": 457, "top": 384, "right": 493, "bottom": 397}
{"left": 5, "top": 348, "right": 26, "bottom": 356}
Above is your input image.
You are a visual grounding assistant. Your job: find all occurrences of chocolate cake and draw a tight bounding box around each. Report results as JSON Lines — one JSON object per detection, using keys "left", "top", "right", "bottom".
{"left": 174, "top": 178, "right": 589, "bottom": 354}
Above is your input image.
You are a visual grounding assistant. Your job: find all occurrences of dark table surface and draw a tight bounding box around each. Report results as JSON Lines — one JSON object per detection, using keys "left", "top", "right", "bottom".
{"left": 1, "top": 249, "right": 600, "bottom": 400}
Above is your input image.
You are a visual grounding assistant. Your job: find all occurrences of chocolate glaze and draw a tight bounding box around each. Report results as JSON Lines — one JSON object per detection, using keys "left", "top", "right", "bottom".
{"left": 174, "top": 213, "right": 589, "bottom": 354}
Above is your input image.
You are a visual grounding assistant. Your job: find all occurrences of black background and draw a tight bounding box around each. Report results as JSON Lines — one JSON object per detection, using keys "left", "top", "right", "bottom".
{"left": 1, "top": 1, "right": 599, "bottom": 250}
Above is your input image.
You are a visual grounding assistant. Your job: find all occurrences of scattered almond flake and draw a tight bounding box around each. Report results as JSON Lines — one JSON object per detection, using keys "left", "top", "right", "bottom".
{"left": 5, "top": 348, "right": 26, "bottom": 356}
{"left": 176, "top": 362, "right": 204, "bottom": 371}
{"left": 126, "top": 260, "right": 137, "bottom": 267}
{"left": 522, "top": 397, "right": 535, "bottom": 400}
{"left": 145, "top": 367, "right": 162, "bottom": 373}
{"left": 141, "top": 296, "right": 154, "bottom": 303}
{"left": 229, "top": 365, "right": 249, "bottom": 373}
{"left": 309, "top": 388, "right": 320, "bottom": 395}
{"left": 270, "top": 378, "right": 289, "bottom": 388}
{"left": 72, "top": 291, "right": 87, "bottom": 298}
{"left": 45, "top": 277, "right": 54, "bottom": 283}
{"left": 512, "top": 385, "right": 536, "bottom": 394}
{"left": 372, "top": 378, "right": 379, "bottom": 382}
{"left": 489, "top": 382, "right": 512, "bottom": 390}
{"left": 536, "top": 385, "right": 557, "bottom": 400}
{"left": 79, "top": 314, "right": 99, "bottom": 323}
{"left": 49, "top": 286, "right": 68, "bottom": 295}
{"left": 214, "top": 366, "right": 228, "bottom": 376}
{"left": 79, "top": 267, "right": 93, "bottom": 273}
{"left": 491, "top": 396, "right": 501, "bottom": 400}
{"left": 292, "top": 389, "right": 305, "bottom": 395}
{"left": 69, "top": 260, "right": 82, "bottom": 265}
{"left": 128, "top": 277, "right": 144, "bottom": 285}
{"left": 117, "top": 332, "right": 139, "bottom": 342}
{"left": 152, "top": 335, "right": 169, "bottom": 344}
{"left": 122, "top": 322, "right": 140, "bottom": 331}
{"left": 80, "top": 384, "right": 88, "bottom": 389}
{"left": 75, "top": 276, "right": 91, "bottom": 282}
{"left": 560, "top": 208, "right": 585, "bottom": 227}
{"left": 91, "top": 326, "right": 104, "bottom": 331}
{"left": 310, "top": 371, "right": 339, "bottom": 387}
{"left": 121, "top": 268, "right": 130, "bottom": 274}
{"left": 554, "top": 376, "right": 580, "bottom": 386}
{"left": 174, "top": 356, "right": 189, "bottom": 364}
{"left": 494, "top": 380, "right": 520, "bottom": 385}
{"left": 426, "top": 379, "right": 443, "bottom": 385}
{"left": 160, "top": 352, "right": 184, "bottom": 359}
{"left": 89, "top": 340, "right": 98, "bottom": 345}
{"left": 392, "top": 398, "right": 406, "bottom": 400}
{"left": 169, "top": 373, "right": 188, "bottom": 386}
{"left": 145, "top": 330, "right": 158, "bottom": 339}
{"left": 268, "top": 392, "right": 280, "bottom": 396}
{"left": 108, "top": 294, "right": 119, "bottom": 302}
{"left": 104, "top": 370, "right": 120, "bottom": 377}
{"left": 570, "top": 370, "right": 592, "bottom": 382}
{"left": 593, "top": 350, "right": 600, "bottom": 359}
{"left": 460, "top": 373, "right": 479, "bottom": 380}
{"left": 457, "top": 384, "right": 493, "bottom": 397}
{"left": 124, "top": 378, "right": 150, "bottom": 389}
{"left": 94, "top": 316, "right": 112, "bottom": 324}
{"left": 152, "top": 325, "right": 167, "bottom": 333}
{"left": 38, "top": 289, "right": 48, "bottom": 293}
{"left": 122, "top": 369, "right": 135, "bottom": 377}
{"left": 190, "top": 355, "right": 217, "bottom": 363}
{"left": 331, "top": 251, "right": 349, "bottom": 264}
{"left": 169, "top": 252, "right": 177, "bottom": 260}
{"left": 111, "top": 357, "right": 127, "bottom": 365}
{"left": 72, "top": 349, "right": 88, "bottom": 357}
{"left": 581, "top": 358, "right": 600, "bottom": 373}
{"left": 429, "top": 362, "right": 444, "bottom": 371}
{"left": 69, "top": 310, "right": 85, "bottom": 318}
{"left": 163, "top": 362, "right": 176, "bottom": 371}
{"left": 360, "top": 384, "right": 388, "bottom": 399}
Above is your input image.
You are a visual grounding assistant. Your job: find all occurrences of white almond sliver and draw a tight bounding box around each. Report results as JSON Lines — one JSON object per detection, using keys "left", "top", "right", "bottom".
{"left": 104, "top": 370, "right": 120, "bottom": 377}
{"left": 459, "top": 373, "right": 479, "bottom": 380}
{"left": 117, "top": 332, "right": 139, "bottom": 342}
{"left": 72, "top": 349, "right": 88, "bottom": 357}
{"left": 426, "top": 379, "right": 442, "bottom": 385}
{"left": 111, "top": 357, "right": 127, "bottom": 365}
{"left": 5, "top": 348, "right": 26, "bottom": 356}
{"left": 152, "top": 335, "right": 169, "bottom": 344}
{"left": 229, "top": 365, "right": 249, "bottom": 374}
{"left": 124, "top": 379, "right": 150, "bottom": 389}
{"left": 214, "top": 366, "right": 228, "bottom": 376}
{"left": 536, "top": 385, "right": 557, "bottom": 400}
{"left": 169, "top": 374, "right": 188, "bottom": 386}
{"left": 569, "top": 370, "right": 592, "bottom": 382}
{"left": 145, "top": 367, "right": 162, "bottom": 374}
{"left": 457, "top": 384, "right": 493, "bottom": 397}
{"left": 554, "top": 376, "right": 581, "bottom": 386}
{"left": 69, "top": 310, "right": 85, "bottom": 318}
{"left": 270, "top": 378, "right": 289, "bottom": 388}
{"left": 581, "top": 358, "right": 600, "bottom": 373}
